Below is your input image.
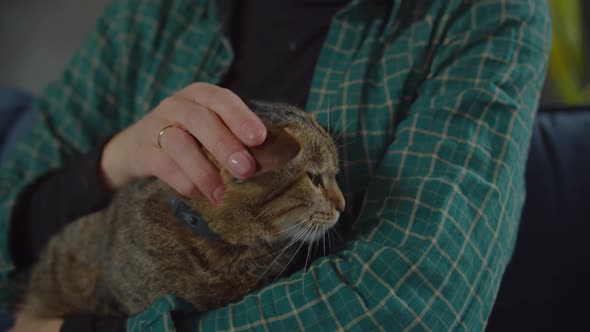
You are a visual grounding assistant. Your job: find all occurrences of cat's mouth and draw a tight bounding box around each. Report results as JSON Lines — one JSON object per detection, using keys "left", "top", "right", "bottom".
{"left": 306, "top": 211, "right": 339, "bottom": 242}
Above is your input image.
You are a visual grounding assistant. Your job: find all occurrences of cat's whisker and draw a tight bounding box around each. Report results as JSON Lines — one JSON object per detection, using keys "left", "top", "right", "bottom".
{"left": 254, "top": 207, "right": 299, "bottom": 230}
{"left": 271, "top": 226, "right": 312, "bottom": 284}
{"left": 260, "top": 219, "right": 310, "bottom": 260}
{"left": 269, "top": 220, "right": 310, "bottom": 255}
{"left": 337, "top": 115, "right": 358, "bottom": 144}
{"left": 302, "top": 246, "right": 310, "bottom": 291}
{"left": 252, "top": 209, "right": 271, "bottom": 224}
{"left": 303, "top": 224, "right": 323, "bottom": 290}
{"left": 258, "top": 239, "right": 297, "bottom": 263}
{"left": 255, "top": 202, "right": 301, "bottom": 223}
{"left": 302, "top": 223, "right": 320, "bottom": 291}
{"left": 335, "top": 139, "right": 355, "bottom": 147}
{"left": 258, "top": 242, "right": 298, "bottom": 282}
{"left": 335, "top": 111, "right": 357, "bottom": 148}
{"left": 269, "top": 216, "right": 310, "bottom": 237}
{"left": 332, "top": 227, "right": 343, "bottom": 241}
{"left": 257, "top": 226, "right": 306, "bottom": 278}
{"left": 327, "top": 107, "right": 331, "bottom": 134}
{"left": 303, "top": 225, "right": 316, "bottom": 272}
{"left": 258, "top": 222, "right": 313, "bottom": 282}
{"left": 334, "top": 107, "right": 344, "bottom": 133}
{"left": 322, "top": 230, "right": 326, "bottom": 257}
{"left": 253, "top": 206, "right": 285, "bottom": 223}
{"left": 342, "top": 109, "right": 357, "bottom": 132}
{"left": 301, "top": 226, "right": 313, "bottom": 292}
{"left": 313, "top": 228, "right": 320, "bottom": 258}
{"left": 339, "top": 159, "right": 363, "bottom": 166}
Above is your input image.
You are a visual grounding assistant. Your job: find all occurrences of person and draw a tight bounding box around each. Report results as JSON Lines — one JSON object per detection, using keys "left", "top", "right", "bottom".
{"left": 0, "top": 0, "right": 550, "bottom": 331}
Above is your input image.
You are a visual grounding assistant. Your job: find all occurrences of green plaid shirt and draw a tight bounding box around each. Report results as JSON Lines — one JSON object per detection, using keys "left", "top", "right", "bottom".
{"left": 0, "top": 0, "right": 550, "bottom": 330}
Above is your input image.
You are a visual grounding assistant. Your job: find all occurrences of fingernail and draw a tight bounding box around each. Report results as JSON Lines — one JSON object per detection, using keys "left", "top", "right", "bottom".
{"left": 228, "top": 150, "right": 255, "bottom": 178}
{"left": 241, "top": 119, "right": 266, "bottom": 145}
{"left": 212, "top": 184, "right": 225, "bottom": 204}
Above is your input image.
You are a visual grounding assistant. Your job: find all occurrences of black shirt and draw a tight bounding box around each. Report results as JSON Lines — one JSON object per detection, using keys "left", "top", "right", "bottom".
{"left": 10, "top": 1, "right": 349, "bottom": 331}
{"left": 224, "top": 0, "right": 347, "bottom": 108}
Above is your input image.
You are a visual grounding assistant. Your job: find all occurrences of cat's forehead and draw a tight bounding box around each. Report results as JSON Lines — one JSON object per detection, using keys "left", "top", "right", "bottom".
{"left": 306, "top": 147, "right": 339, "bottom": 174}
{"left": 299, "top": 123, "right": 339, "bottom": 174}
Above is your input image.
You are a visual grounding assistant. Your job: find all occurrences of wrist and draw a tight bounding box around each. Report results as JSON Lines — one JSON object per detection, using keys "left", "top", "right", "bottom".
{"left": 99, "top": 132, "right": 131, "bottom": 190}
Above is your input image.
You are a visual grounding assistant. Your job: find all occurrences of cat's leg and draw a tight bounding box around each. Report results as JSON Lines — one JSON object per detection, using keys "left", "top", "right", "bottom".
{"left": 20, "top": 212, "right": 120, "bottom": 318}
{"left": 21, "top": 237, "right": 102, "bottom": 317}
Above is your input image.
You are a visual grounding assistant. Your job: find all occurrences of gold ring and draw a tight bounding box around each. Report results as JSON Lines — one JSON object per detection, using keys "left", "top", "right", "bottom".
{"left": 157, "top": 125, "right": 175, "bottom": 149}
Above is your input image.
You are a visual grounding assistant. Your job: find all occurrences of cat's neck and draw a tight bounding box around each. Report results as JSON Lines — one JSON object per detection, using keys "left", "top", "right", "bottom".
{"left": 186, "top": 234, "right": 294, "bottom": 282}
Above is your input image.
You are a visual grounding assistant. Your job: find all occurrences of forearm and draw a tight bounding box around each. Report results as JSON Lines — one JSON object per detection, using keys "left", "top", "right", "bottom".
{"left": 8, "top": 139, "right": 130, "bottom": 332}
{"left": 9, "top": 139, "right": 113, "bottom": 267}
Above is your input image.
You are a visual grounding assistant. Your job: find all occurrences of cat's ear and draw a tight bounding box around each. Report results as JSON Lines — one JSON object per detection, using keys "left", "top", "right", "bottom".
{"left": 248, "top": 127, "right": 301, "bottom": 176}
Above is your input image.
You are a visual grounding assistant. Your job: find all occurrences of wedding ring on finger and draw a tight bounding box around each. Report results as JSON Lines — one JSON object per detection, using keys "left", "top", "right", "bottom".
{"left": 157, "top": 125, "right": 176, "bottom": 149}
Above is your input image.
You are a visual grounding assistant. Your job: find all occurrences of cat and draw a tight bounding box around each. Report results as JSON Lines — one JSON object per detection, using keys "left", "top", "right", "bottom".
{"left": 20, "top": 101, "right": 345, "bottom": 318}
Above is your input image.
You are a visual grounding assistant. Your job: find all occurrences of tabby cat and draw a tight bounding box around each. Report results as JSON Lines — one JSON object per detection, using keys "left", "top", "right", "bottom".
{"left": 21, "top": 101, "right": 345, "bottom": 318}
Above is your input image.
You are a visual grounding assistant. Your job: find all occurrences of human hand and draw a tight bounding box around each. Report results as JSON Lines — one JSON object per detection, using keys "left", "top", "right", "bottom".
{"left": 100, "top": 83, "right": 267, "bottom": 204}
{"left": 8, "top": 312, "right": 63, "bottom": 332}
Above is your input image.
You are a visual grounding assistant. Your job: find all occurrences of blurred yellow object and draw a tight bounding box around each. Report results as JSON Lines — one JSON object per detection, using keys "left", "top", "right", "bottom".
{"left": 548, "top": 0, "right": 590, "bottom": 104}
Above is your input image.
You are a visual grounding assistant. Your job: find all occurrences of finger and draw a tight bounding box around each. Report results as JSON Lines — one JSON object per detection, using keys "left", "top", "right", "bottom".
{"left": 177, "top": 83, "right": 267, "bottom": 146}
{"left": 148, "top": 148, "right": 203, "bottom": 199}
{"left": 160, "top": 97, "right": 257, "bottom": 179}
{"left": 157, "top": 126, "right": 224, "bottom": 203}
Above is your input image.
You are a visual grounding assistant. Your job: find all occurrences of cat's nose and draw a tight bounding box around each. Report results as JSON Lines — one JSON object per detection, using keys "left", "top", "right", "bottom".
{"left": 325, "top": 180, "right": 345, "bottom": 213}
{"left": 330, "top": 190, "right": 345, "bottom": 213}
{"left": 335, "top": 196, "right": 345, "bottom": 213}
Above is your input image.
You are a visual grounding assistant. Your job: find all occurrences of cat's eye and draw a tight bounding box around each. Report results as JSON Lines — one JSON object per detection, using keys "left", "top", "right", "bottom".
{"left": 307, "top": 172, "right": 322, "bottom": 187}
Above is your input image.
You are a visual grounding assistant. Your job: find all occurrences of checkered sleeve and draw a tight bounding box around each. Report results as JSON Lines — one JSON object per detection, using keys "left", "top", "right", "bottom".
{"left": 136, "top": 1, "right": 549, "bottom": 331}
{"left": 0, "top": 1, "right": 128, "bottom": 309}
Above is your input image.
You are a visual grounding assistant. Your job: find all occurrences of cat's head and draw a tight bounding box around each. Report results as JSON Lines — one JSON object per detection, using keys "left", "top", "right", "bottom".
{"left": 203, "top": 101, "right": 345, "bottom": 246}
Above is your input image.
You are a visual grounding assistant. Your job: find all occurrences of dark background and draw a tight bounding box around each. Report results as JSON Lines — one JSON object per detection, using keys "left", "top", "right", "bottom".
{"left": 0, "top": 0, "right": 109, "bottom": 93}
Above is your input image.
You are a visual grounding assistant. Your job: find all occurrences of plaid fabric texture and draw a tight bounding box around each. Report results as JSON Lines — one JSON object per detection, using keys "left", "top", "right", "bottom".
{"left": 0, "top": 0, "right": 550, "bottom": 330}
